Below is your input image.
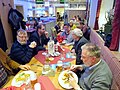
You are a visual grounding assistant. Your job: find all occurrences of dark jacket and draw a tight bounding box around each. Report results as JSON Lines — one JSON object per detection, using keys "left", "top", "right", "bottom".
{"left": 72, "top": 37, "right": 89, "bottom": 65}
{"left": 8, "top": 8, "right": 25, "bottom": 30}
{"left": 0, "top": 19, "right": 7, "bottom": 51}
{"left": 9, "top": 41, "right": 34, "bottom": 65}
{"left": 29, "top": 31, "right": 50, "bottom": 55}
{"left": 54, "top": 25, "right": 61, "bottom": 34}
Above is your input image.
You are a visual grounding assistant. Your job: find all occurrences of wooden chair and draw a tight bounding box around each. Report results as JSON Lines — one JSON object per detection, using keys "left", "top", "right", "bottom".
{"left": 0, "top": 48, "right": 10, "bottom": 62}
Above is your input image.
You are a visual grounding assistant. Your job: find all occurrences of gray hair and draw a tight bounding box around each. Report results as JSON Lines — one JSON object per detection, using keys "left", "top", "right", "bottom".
{"left": 81, "top": 43, "right": 101, "bottom": 58}
{"left": 17, "top": 29, "right": 27, "bottom": 36}
{"left": 72, "top": 28, "right": 83, "bottom": 37}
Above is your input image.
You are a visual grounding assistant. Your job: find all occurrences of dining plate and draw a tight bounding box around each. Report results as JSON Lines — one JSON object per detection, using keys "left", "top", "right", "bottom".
{"left": 11, "top": 70, "right": 36, "bottom": 87}
{"left": 58, "top": 70, "right": 78, "bottom": 89}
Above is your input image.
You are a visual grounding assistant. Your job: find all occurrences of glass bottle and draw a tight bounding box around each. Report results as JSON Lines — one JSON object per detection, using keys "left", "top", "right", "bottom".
{"left": 48, "top": 37, "right": 55, "bottom": 55}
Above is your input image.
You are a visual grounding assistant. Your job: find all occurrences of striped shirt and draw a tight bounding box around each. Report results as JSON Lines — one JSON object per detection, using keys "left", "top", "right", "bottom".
{"left": 0, "top": 62, "right": 8, "bottom": 88}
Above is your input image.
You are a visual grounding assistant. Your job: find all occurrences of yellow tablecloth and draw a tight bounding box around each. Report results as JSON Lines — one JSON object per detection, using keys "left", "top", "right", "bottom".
{"left": 3, "top": 46, "right": 75, "bottom": 90}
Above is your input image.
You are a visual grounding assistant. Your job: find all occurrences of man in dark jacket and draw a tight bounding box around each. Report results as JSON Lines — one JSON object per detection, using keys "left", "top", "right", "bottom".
{"left": 71, "top": 28, "right": 89, "bottom": 65}
{"left": 10, "top": 29, "right": 36, "bottom": 64}
{"left": 29, "top": 24, "right": 50, "bottom": 55}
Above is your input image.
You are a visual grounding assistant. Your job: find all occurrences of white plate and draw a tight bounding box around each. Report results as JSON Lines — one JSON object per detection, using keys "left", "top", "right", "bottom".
{"left": 11, "top": 70, "right": 36, "bottom": 87}
{"left": 58, "top": 70, "right": 78, "bottom": 89}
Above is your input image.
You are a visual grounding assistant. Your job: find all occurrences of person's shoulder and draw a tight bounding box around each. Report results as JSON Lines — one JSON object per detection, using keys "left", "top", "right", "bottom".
{"left": 12, "top": 41, "right": 19, "bottom": 46}
{"left": 73, "top": 24, "right": 76, "bottom": 27}
{"left": 81, "top": 37, "right": 89, "bottom": 42}
{"left": 60, "top": 31, "right": 65, "bottom": 35}
{"left": 11, "top": 41, "right": 22, "bottom": 50}
{"left": 97, "top": 60, "right": 112, "bottom": 75}
{"left": 30, "top": 31, "right": 38, "bottom": 37}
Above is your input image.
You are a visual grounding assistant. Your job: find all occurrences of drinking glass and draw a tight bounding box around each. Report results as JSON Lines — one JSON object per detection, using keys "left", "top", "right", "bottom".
{"left": 56, "top": 61, "right": 63, "bottom": 72}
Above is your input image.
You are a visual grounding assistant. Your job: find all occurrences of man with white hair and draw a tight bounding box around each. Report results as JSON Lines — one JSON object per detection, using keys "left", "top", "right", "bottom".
{"left": 71, "top": 28, "right": 89, "bottom": 65}
{"left": 69, "top": 43, "right": 112, "bottom": 90}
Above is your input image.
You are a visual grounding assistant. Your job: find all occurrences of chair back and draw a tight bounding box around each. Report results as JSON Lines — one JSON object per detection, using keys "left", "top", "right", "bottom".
{"left": 0, "top": 48, "right": 12, "bottom": 71}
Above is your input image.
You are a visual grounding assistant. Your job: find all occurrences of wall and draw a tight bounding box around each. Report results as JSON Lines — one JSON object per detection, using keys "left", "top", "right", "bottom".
{"left": 98, "top": 0, "right": 114, "bottom": 28}
{"left": 88, "top": 0, "right": 98, "bottom": 29}
{"left": 14, "top": 0, "right": 35, "bottom": 20}
{"left": 0, "top": 0, "right": 14, "bottom": 48}
{"left": 56, "top": 7, "right": 64, "bottom": 16}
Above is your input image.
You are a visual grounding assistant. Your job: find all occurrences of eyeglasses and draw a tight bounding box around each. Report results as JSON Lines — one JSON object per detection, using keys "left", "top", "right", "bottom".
{"left": 18, "top": 35, "right": 28, "bottom": 39}
{"left": 81, "top": 55, "right": 93, "bottom": 59}
{"left": 42, "top": 28, "right": 45, "bottom": 30}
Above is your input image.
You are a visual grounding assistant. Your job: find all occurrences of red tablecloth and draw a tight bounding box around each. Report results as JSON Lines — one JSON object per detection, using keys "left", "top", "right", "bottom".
{"left": 38, "top": 76, "right": 56, "bottom": 90}
{"left": 34, "top": 47, "right": 75, "bottom": 65}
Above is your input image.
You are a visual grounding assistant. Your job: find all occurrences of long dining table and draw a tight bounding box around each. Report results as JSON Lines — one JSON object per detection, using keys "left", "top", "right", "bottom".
{"left": 3, "top": 45, "right": 76, "bottom": 90}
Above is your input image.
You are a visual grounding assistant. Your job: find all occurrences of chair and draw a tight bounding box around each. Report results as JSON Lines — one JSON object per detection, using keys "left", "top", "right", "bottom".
{"left": 0, "top": 48, "right": 13, "bottom": 72}
{"left": 0, "top": 48, "right": 10, "bottom": 62}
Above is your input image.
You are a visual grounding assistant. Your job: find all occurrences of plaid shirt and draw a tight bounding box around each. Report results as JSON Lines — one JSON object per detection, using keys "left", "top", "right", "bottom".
{"left": 0, "top": 62, "right": 8, "bottom": 88}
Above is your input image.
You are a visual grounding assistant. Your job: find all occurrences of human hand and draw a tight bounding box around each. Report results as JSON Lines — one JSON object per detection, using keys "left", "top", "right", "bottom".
{"left": 70, "top": 65, "right": 83, "bottom": 71}
{"left": 71, "top": 49, "right": 75, "bottom": 53}
{"left": 70, "top": 65, "right": 78, "bottom": 72}
{"left": 29, "top": 41, "right": 37, "bottom": 48}
{"left": 19, "top": 64, "right": 31, "bottom": 70}
{"left": 45, "top": 31, "right": 49, "bottom": 38}
{"left": 69, "top": 76, "right": 81, "bottom": 90}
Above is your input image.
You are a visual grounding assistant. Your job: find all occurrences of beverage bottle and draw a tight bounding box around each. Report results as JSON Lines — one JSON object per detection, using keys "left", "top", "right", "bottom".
{"left": 48, "top": 37, "right": 55, "bottom": 55}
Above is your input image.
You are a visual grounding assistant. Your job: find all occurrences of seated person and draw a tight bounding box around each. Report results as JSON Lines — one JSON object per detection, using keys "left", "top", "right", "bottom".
{"left": 79, "top": 21, "right": 91, "bottom": 40}
{"left": 70, "top": 43, "right": 112, "bottom": 90}
{"left": 33, "top": 19, "right": 38, "bottom": 29}
{"left": 10, "top": 29, "right": 36, "bottom": 65}
{"left": 69, "top": 20, "right": 76, "bottom": 30}
{"left": 29, "top": 24, "right": 50, "bottom": 55}
{"left": 71, "top": 28, "right": 89, "bottom": 65}
{"left": 60, "top": 23, "right": 74, "bottom": 44}
{"left": 54, "top": 22, "right": 61, "bottom": 34}
{"left": 0, "top": 48, "right": 30, "bottom": 88}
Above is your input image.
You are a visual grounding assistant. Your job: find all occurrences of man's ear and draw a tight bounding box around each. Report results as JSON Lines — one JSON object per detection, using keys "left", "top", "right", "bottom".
{"left": 91, "top": 56, "right": 96, "bottom": 63}
{"left": 17, "top": 35, "right": 19, "bottom": 40}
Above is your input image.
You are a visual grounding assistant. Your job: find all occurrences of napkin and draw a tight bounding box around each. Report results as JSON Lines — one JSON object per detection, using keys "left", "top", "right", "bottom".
{"left": 58, "top": 45, "right": 64, "bottom": 53}
{"left": 38, "top": 76, "right": 56, "bottom": 90}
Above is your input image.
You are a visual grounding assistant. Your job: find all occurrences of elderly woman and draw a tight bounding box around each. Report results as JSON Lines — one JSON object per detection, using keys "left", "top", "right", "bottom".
{"left": 71, "top": 28, "right": 89, "bottom": 65}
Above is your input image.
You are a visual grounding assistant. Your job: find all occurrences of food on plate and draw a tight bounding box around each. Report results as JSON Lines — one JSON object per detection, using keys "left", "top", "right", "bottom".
{"left": 62, "top": 72, "right": 74, "bottom": 84}
{"left": 15, "top": 73, "right": 30, "bottom": 82}
{"left": 49, "top": 57, "right": 54, "bottom": 61}
{"left": 58, "top": 70, "right": 78, "bottom": 89}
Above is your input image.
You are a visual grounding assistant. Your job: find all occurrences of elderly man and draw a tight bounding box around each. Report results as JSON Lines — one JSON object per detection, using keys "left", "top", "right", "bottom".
{"left": 0, "top": 48, "right": 30, "bottom": 88}
{"left": 10, "top": 29, "right": 36, "bottom": 65}
{"left": 29, "top": 24, "right": 50, "bottom": 55}
{"left": 70, "top": 43, "right": 112, "bottom": 90}
{"left": 71, "top": 28, "right": 89, "bottom": 65}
